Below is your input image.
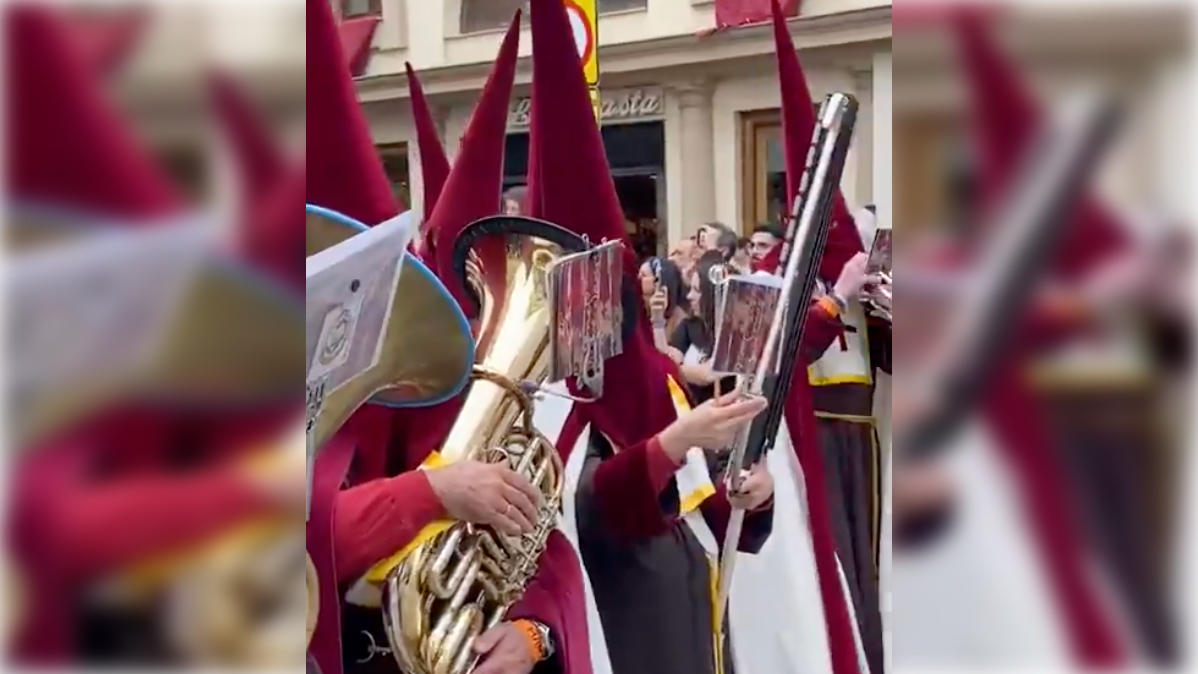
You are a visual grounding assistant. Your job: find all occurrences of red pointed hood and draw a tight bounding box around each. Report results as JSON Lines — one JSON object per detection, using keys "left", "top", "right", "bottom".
{"left": 406, "top": 63, "right": 451, "bottom": 227}
{"left": 954, "top": 17, "right": 1129, "bottom": 664}
{"left": 210, "top": 72, "right": 287, "bottom": 203}
{"left": 66, "top": 8, "right": 147, "bottom": 76}
{"left": 339, "top": 15, "right": 380, "bottom": 78}
{"left": 429, "top": 14, "right": 521, "bottom": 308}
{"left": 243, "top": 166, "right": 304, "bottom": 291}
{"left": 528, "top": 0, "right": 676, "bottom": 452}
{"left": 770, "top": 0, "right": 861, "bottom": 281}
{"left": 953, "top": 14, "right": 1127, "bottom": 280}
{"left": 7, "top": 6, "right": 182, "bottom": 219}
{"left": 342, "top": 14, "right": 521, "bottom": 481}
{"left": 305, "top": 0, "right": 400, "bottom": 226}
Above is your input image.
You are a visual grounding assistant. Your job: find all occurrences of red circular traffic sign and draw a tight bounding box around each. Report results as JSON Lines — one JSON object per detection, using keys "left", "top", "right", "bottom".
{"left": 563, "top": 0, "right": 595, "bottom": 67}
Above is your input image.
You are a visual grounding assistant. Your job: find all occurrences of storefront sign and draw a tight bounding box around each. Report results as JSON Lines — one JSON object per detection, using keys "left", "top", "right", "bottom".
{"left": 508, "top": 87, "right": 665, "bottom": 127}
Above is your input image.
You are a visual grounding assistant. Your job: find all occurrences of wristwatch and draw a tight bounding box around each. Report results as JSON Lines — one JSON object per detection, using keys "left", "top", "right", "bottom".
{"left": 530, "top": 620, "right": 555, "bottom": 661}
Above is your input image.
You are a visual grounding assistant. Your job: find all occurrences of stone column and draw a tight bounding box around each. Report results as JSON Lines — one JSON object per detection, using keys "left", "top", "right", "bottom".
{"left": 871, "top": 51, "right": 893, "bottom": 230}
{"left": 852, "top": 68, "right": 874, "bottom": 210}
{"left": 1145, "top": 50, "right": 1198, "bottom": 223}
{"left": 673, "top": 81, "right": 716, "bottom": 242}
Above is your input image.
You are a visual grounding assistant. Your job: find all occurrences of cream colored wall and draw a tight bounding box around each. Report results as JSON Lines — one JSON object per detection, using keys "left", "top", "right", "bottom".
{"left": 392, "top": 54, "right": 889, "bottom": 247}
{"left": 872, "top": 51, "right": 892, "bottom": 230}
{"left": 1149, "top": 57, "right": 1194, "bottom": 221}
{"left": 123, "top": 5, "right": 304, "bottom": 80}
{"left": 206, "top": 4, "right": 306, "bottom": 71}
{"left": 371, "top": 0, "right": 890, "bottom": 75}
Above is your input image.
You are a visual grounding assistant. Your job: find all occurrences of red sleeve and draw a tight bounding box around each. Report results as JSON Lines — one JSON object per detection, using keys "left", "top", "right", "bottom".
{"left": 1020, "top": 297, "right": 1096, "bottom": 352}
{"left": 700, "top": 485, "right": 775, "bottom": 554}
{"left": 55, "top": 468, "right": 272, "bottom": 582}
{"left": 332, "top": 470, "right": 445, "bottom": 583}
{"left": 590, "top": 435, "right": 679, "bottom": 540}
{"left": 800, "top": 299, "right": 844, "bottom": 365}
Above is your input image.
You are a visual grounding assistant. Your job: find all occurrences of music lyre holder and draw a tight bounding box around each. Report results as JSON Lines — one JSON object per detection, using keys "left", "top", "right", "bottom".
{"left": 899, "top": 90, "right": 1122, "bottom": 463}
{"left": 714, "top": 92, "right": 858, "bottom": 628}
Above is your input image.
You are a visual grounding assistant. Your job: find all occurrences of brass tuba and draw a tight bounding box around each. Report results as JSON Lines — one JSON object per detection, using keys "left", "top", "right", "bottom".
{"left": 382, "top": 216, "right": 606, "bottom": 674}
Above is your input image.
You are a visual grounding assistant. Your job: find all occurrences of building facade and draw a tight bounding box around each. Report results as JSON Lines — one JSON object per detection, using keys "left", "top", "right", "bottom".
{"left": 893, "top": 8, "right": 1190, "bottom": 240}
{"left": 346, "top": 0, "right": 893, "bottom": 254}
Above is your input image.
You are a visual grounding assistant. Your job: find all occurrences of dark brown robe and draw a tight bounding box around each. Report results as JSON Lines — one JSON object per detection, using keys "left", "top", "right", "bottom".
{"left": 1037, "top": 366, "right": 1176, "bottom": 662}
{"left": 573, "top": 431, "right": 773, "bottom": 674}
{"left": 810, "top": 313, "right": 891, "bottom": 674}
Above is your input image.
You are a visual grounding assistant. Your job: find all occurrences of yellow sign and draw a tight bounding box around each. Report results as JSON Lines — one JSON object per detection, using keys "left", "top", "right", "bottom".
{"left": 589, "top": 87, "right": 601, "bottom": 122}
{"left": 563, "top": 0, "right": 598, "bottom": 86}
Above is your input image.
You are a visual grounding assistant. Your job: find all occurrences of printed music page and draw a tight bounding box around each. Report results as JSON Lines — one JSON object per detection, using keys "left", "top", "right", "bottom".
{"left": 305, "top": 212, "right": 414, "bottom": 395}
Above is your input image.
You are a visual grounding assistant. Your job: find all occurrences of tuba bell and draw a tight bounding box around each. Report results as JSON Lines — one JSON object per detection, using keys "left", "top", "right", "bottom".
{"left": 382, "top": 215, "right": 614, "bottom": 674}
{"left": 303, "top": 205, "right": 476, "bottom": 666}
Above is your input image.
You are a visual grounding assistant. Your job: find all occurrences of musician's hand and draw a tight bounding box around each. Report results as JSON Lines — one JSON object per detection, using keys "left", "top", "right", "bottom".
{"left": 894, "top": 460, "right": 955, "bottom": 517}
{"left": 832, "top": 251, "right": 879, "bottom": 301}
{"left": 425, "top": 461, "right": 541, "bottom": 536}
{"left": 240, "top": 439, "right": 307, "bottom": 513}
{"left": 473, "top": 622, "right": 540, "bottom": 674}
{"left": 728, "top": 461, "right": 774, "bottom": 511}
{"left": 658, "top": 391, "right": 768, "bottom": 461}
{"left": 663, "top": 346, "right": 685, "bottom": 364}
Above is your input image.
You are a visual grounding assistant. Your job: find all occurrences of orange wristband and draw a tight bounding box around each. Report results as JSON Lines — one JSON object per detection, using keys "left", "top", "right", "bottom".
{"left": 512, "top": 619, "right": 545, "bottom": 661}
{"left": 817, "top": 296, "right": 841, "bottom": 317}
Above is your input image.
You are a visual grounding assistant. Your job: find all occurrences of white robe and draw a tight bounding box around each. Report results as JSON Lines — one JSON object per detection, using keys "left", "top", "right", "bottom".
{"left": 890, "top": 421, "right": 1076, "bottom": 669}
{"left": 727, "top": 420, "right": 871, "bottom": 674}
{"left": 873, "top": 371, "right": 893, "bottom": 674}
{"left": 532, "top": 385, "right": 866, "bottom": 674}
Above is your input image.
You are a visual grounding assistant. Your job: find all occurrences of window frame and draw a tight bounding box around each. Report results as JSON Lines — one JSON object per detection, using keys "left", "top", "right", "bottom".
{"left": 340, "top": 0, "right": 382, "bottom": 19}
{"left": 739, "top": 109, "right": 782, "bottom": 235}
{"left": 459, "top": 0, "right": 527, "bottom": 35}
{"left": 597, "top": 0, "right": 648, "bottom": 14}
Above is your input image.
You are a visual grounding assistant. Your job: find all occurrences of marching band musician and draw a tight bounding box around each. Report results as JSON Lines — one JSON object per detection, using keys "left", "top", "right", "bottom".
{"left": 508, "top": 3, "right": 873, "bottom": 674}
{"left": 519, "top": 2, "right": 771, "bottom": 672}
{"left": 730, "top": 5, "right": 885, "bottom": 674}
{"left": 889, "top": 17, "right": 1151, "bottom": 665}
{"left": 304, "top": 4, "right": 592, "bottom": 674}
{"left": 8, "top": 8, "right": 299, "bottom": 665}
{"left": 952, "top": 14, "right": 1178, "bottom": 662}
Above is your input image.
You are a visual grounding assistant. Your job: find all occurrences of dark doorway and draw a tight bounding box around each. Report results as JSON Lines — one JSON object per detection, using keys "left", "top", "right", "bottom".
{"left": 502, "top": 121, "right": 666, "bottom": 260}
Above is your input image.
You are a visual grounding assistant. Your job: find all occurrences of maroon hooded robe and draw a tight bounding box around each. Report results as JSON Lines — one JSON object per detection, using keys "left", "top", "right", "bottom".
{"left": 513, "top": 2, "right": 855, "bottom": 674}
{"left": 768, "top": 5, "right": 886, "bottom": 670}
{"left": 7, "top": 8, "right": 282, "bottom": 664}
{"left": 303, "top": 3, "right": 593, "bottom": 673}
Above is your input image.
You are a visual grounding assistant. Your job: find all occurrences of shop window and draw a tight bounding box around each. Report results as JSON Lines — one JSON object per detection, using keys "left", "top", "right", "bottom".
{"left": 377, "top": 142, "right": 411, "bottom": 208}
{"left": 340, "top": 0, "right": 381, "bottom": 18}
